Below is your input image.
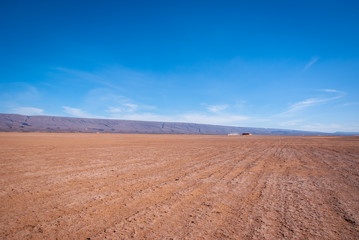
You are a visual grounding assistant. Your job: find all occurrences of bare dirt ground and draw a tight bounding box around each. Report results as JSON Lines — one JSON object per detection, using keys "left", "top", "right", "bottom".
{"left": 0, "top": 133, "right": 359, "bottom": 240}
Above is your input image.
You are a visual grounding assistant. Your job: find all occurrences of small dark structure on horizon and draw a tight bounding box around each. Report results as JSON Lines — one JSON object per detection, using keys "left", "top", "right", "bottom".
{"left": 242, "top": 133, "right": 252, "bottom": 135}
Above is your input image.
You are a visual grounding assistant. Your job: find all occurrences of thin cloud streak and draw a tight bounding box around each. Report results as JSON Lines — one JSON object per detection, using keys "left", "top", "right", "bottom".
{"left": 54, "top": 67, "right": 125, "bottom": 91}
{"left": 105, "top": 103, "right": 138, "bottom": 114}
{"left": 206, "top": 104, "right": 229, "bottom": 113}
{"left": 321, "top": 89, "right": 340, "bottom": 93}
{"left": 62, "top": 106, "right": 101, "bottom": 119}
{"left": 12, "top": 107, "right": 44, "bottom": 115}
{"left": 279, "top": 89, "right": 346, "bottom": 117}
{"left": 123, "top": 103, "right": 138, "bottom": 112}
{"left": 302, "top": 56, "right": 319, "bottom": 72}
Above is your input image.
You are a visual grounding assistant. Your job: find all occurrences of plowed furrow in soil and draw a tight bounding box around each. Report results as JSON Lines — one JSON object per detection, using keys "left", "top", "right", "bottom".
{"left": 0, "top": 133, "right": 358, "bottom": 239}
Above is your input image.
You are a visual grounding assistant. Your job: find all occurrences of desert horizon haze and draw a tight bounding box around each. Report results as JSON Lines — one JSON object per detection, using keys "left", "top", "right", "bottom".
{"left": 1, "top": 113, "right": 358, "bottom": 136}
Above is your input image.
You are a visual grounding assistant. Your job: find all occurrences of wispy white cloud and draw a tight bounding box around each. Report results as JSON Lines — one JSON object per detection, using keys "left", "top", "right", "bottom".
{"left": 286, "top": 98, "right": 327, "bottom": 113}
{"left": 206, "top": 104, "right": 229, "bottom": 113}
{"left": 123, "top": 103, "right": 138, "bottom": 112}
{"left": 12, "top": 107, "right": 44, "bottom": 115}
{"left": 62, "top": 106, "right": 100, "bottom": 118}
{"left": 280, "top": 89, "right": 345, "bottom": 117}
{"left": 320, "top": 89, "right": 339, "bottom": 93}
{"left": 105, "top": 103, "right": 138, "bottom": 115}
{"left": 105, "top": 107, "right": 122, "bottom": 113}
{"left": 54, "top": 67, "right": 125, "bottom": 91}
{"left": 302, "top": 56, "right": 319, "bottom": 72}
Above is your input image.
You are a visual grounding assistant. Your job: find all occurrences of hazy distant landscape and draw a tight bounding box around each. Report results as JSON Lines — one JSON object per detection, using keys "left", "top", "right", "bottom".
{"left": 2, "top": 113, "right": 358, "bottom": 136}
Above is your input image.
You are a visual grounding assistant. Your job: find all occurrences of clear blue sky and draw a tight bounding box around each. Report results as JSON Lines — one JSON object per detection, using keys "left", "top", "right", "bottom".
{"left": 1, "top": 0, "right": 359, "bottom": 132}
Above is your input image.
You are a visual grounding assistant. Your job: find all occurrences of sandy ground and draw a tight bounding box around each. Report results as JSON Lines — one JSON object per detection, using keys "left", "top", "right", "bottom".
{"left": 0, "top": 133, "right": 359, "bottom": 239}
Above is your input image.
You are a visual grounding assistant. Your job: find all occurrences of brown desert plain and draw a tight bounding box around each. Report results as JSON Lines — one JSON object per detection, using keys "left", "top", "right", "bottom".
{"left": 1, "top": 132, "right": 359, "bottom": 239}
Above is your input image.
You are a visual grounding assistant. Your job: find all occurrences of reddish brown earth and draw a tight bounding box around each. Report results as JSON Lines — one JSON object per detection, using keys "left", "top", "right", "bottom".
{"left": 1, "top": 133, "right": 359, "bottom": 240}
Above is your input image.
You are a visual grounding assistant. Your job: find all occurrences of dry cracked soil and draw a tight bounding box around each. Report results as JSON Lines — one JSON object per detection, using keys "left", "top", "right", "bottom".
{"left": 0, "top": 133, "right": 359, "bottom": 239}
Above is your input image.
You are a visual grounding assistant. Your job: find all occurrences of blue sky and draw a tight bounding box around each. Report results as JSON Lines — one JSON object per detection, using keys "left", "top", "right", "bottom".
{"left": 1, "top": 0, "right": 359, "bottom": 132}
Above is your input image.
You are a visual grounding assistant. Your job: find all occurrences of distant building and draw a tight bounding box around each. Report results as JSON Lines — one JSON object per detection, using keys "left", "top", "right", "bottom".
{"left": 228, "top": 133, "right": 239, "bottom": 136}
{"left": 242, "top": 133, "right": 252, "bottom": 135}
